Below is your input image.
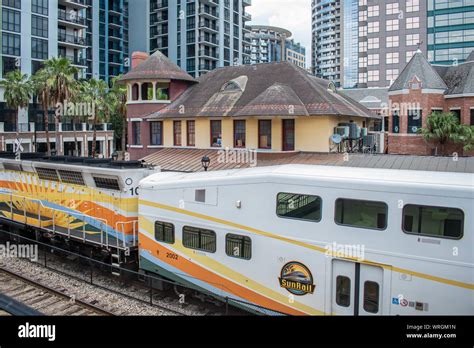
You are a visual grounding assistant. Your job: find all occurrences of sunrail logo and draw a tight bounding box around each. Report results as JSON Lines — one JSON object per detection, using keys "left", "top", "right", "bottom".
{"left": 279, "top": 261, "right": 315, "bottom": 296}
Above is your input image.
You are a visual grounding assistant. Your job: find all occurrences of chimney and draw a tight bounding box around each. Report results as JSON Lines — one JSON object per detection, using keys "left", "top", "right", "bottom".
{"left": 131, "top": 51, "right": 149, "bottom": 69}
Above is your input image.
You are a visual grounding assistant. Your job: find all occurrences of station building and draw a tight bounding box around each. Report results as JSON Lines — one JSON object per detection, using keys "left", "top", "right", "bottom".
{"left": 388, "top": 50, "right": 474, "bottom": 156}
{"left": 120, "top": 51, "right": 378, "bottom": 161}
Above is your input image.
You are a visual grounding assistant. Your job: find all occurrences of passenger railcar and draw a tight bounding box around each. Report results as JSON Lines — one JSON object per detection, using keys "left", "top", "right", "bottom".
{"left": 0, "top": 153, "right": 160, "bottom": 266}
{"left": 138, "top": 165, "right": 474, "bottom": 315}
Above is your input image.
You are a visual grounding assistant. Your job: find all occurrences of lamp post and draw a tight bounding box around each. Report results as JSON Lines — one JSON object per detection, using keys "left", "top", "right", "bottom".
{"left": 201, "top": 155, "right": 210, "bottom": 172}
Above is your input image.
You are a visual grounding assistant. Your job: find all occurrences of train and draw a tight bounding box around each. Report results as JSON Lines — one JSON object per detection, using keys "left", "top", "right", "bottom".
{"left": 1, "top": 153, "right": 473, "bottom": 315}
{"left": 0, "top": 153, "right": 159, "bottom": 270}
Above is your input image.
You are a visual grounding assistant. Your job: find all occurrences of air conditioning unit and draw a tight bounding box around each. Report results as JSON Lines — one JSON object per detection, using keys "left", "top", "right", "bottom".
{"left": 334, "top": 126, "right": 350, "bottom": 138}
{"left": 339, "top": 123, "right": 359, "bottom": 139}
{"left": 369, "top": 132, "right": 385, "bottom": 153}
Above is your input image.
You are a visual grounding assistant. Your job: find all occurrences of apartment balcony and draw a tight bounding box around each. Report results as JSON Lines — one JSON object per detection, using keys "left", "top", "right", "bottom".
{"left": 199, "top": 49, "right": 219, "bottom": 60}
{"left": 199, "top": 6, "right": 219, "bottom": 20}
{"left": 58, "top": 33, "right": 88, "bottom": 48}
{"left": 200, "top": 0, "right": 219, "bottom": 7}
{"left": 198, "top": 35, "right": 219, "bottom": 46}
{"left": 108, "top": 16, "right": 123, "bottom": 28}
{"left": 243, "top": 12, "right": 252, "bottom": 21}
{"left": 199, "top": 20, "right": 219, "bottom": 33}
{"left": 57, "top": 0, "right": 87, "bottom": 10}
{"left": 60, "top": 54, "right": 87, "bottom": 67}
{"left": 243, "top": 0, "right": 252, "bottom": 6}
{"left": 156, "top": 0, "right": 169, "bottom": 9}
{"left": 58, "top": 9, "right": 87, "bottom": 28}
{"left": 108, "top": 29, "right": 122, "bottom": 40}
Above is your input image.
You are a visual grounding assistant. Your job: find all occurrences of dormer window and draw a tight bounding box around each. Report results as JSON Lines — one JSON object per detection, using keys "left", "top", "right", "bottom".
{"left": 409, "top": 76, "right": 422, "bottom": 90}
{"left": 220, "top": 76, "right": 248, "bottom": 93}
{"left": 223, "top": 81, "right": 241, "bottom": 91}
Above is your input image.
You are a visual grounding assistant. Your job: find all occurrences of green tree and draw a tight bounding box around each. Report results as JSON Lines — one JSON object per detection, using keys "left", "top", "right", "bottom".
{"left": 41, "top": 57, "right": 79, "bottom": 155}
{"left": 0, "top": 70, "right": 33, "bottom": 138}
{"left": 419, "top": 112, "right": 462, "bottom": 156}
{"left": 457, "top": 125, "right": 474, "bottom": 153}
{"left": 109, "top": 76, "right": 128, "bottom": 152}
{"left": 80, "top": 78, "right": 108, "bottom": 157}
{"left": 32, "top": 69, "right": 53, "bottom": 155}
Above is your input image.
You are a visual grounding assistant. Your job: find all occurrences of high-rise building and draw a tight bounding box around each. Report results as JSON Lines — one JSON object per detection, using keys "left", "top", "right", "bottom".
{"left": 91, "top": 0, "right": 130, "bottom": 81}
{"left": 357, "top": 0, "right": 427, "bottom": 88}
{"left": 0, "top": 0, "right": 130, "bottom": 82}
{"left": 134, "top": 0, "right": 252, "bottom": 78}
{"left": 246, "top": 25, "right": 306, "bottom": 68}
{"left": 312, "top": 0, "right": 428, "bottom": 89}
{"left": 0, "top": 0, "right": 127, "bottom": 156}
{"left": 311, "top": 0, "right": 342, "bottom": 86}
{"left": 427, "top": 0, "right": 474, "bottom": 65}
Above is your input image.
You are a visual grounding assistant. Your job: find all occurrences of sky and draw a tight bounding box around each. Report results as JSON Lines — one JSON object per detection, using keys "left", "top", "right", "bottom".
{"left": 248, "top": 0, "right": 312, "bottom": 67}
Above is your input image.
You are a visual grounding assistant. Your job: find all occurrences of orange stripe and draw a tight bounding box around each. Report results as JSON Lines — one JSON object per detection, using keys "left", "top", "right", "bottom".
{"left": 0, "top": 180, "right": 137, "bottom": 234}
{"left": 140, "top": 233, "right": 305, "bottom": 315}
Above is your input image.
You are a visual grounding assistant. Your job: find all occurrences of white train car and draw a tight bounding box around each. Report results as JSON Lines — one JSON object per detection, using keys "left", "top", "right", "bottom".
{"left": 138, "top": 165, "right": 473, "bottom": 315}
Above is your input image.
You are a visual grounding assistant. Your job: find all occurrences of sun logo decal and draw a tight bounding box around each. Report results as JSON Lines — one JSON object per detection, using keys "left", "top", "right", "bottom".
{"left": 279, "top": 261, "right": 315, "bottom": 296}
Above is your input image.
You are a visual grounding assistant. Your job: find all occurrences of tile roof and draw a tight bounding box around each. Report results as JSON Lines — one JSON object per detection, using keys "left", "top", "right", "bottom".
{"left": 144, "top": 62, "right": 378, "bottom": 120}
{"left": 339, "top": 88, "right": 389, "bottom": 110}
{"left": 390, "top": 49, "right": 474, "bottom": 96}
{"left": 141, "top": 149, "right": 474, "bottom": 174}
{"left": 119, "top": 50, "right": 197, "bottom": 83}
{"left": 389, "top": 51, "right": 448, "bottom": 92}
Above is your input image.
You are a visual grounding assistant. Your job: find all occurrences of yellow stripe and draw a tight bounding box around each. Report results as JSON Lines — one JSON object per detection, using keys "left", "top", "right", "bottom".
{"left": 140, "top": 217, "right": 325, "bottom": 315}
{"left": 140, "top": 199, "right": 474, "bottom": 291}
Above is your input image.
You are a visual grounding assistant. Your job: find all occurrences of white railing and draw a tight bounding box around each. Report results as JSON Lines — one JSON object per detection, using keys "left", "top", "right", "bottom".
{"left": 0, "top": 192, "right": 130, "bottom": 250}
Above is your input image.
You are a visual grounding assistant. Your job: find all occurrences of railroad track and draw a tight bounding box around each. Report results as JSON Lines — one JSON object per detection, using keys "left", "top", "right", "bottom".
{"left": 0, "top": 268, "right": 114, "bottom": 316}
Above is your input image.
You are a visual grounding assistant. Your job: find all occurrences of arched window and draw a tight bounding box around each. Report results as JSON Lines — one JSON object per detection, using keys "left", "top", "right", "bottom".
{"left": 131, "top": 83, "right": 139, "bottom": 101}
{"left": 141, "top": 82, "right": 153, "bottom": 101}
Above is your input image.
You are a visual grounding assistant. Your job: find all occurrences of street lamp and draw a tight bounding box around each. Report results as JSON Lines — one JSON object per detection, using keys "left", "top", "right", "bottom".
{"left": 201, "top": 155, "right": 211, "bottom": 172}
{"left": 112, "top": 151, "right": 119, "bottom": 161}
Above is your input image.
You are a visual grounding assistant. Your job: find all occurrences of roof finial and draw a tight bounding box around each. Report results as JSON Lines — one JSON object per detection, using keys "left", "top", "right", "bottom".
{"left": 416, "top": 41, "right": 423, "bottom": 54}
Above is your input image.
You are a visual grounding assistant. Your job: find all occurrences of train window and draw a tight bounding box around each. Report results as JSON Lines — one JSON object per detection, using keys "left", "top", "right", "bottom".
{"left": 58, "top": 170, "right": 85, "bottom": 186}
{"left": 335, "top": 199, "right": 387, "bottom": 230}
{"left": 403, "top": 205, "right": 464, "bottom": 239}
{"left": 276, "top": 193, "right": 322, "bottom": 222}
{"left": 225, "top": 234, "right": 251, "bottom": 260}
{"left": 93, "top": 176, "right": 120, "bottom": 191}
{"left": 363, "top": 281, "right": 380, "bottom": 314}
{"left": 336, "top": 276, "right": 351, "bottom": 307}
{"left": 183, "top": 226, "right": 216, "bottom": 253}
{"left": 3, "top": 163, "right": 22, "bottom": 172}
{"left": 36, "top": 167, "right": 60, "bottom": 182}
{"left": 154, "top": 221, "right": 175, "bottom": 244}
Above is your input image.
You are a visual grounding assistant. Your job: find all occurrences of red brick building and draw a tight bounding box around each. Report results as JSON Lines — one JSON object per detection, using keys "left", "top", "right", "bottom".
{"left": 119, "top": 51, "right": 197, "bottom": 159}
{"left": 388, "top": 50, "right": 474, "bottom": 156}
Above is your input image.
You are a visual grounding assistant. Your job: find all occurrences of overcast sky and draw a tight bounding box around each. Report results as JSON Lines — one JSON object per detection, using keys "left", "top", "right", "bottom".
{"left": 248, "top": 0, "right": 312, "bottom": 67}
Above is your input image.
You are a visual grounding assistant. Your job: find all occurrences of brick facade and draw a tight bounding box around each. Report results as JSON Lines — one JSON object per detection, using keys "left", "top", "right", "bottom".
{"left": 388, "top": 89, "right": 474, "bottom": 156}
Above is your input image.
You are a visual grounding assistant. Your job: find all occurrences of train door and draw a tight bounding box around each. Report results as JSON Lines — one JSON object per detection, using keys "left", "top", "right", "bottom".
{"left": 332, "top": 259, "right": 383, "bottom": 316}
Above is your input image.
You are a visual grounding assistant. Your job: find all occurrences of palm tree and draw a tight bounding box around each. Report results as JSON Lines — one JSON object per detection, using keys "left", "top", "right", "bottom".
{"left": 41, "top": 57, "right": 79, "bottom": 155}
{"left": 109, "top": 76, "right": 128, "bottom": 152}
{"left": 80, "top": 78, "right": 108, "bottom": 157}
{"left": 0, "top": 70, "right": 33, "bottom": 138}
{"left": 419, "top": 112, "right": 462, "bottom": 156}
{"left": 32, "top": 69, "right": 53, "bottom": 155}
